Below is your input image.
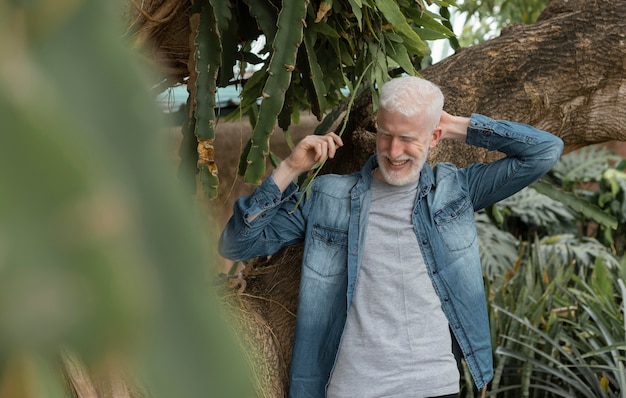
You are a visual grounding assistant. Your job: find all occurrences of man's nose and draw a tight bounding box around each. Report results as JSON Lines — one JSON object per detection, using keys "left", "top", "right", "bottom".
{"left": 389, "top": 138, "right": 403, "bottom": 158}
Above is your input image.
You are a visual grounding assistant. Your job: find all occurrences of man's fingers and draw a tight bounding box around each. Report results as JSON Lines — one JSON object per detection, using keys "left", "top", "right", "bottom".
{"left": 290, "top": 132, "right": 344, "bottom": 170}
{"left": 323, "top": 132, "right": 343, "bottom": 159}
{"left": 308, "top": 134, "right": 342, "bottom": 161}
{"left": 327, "top": 132, "right": 344, "bottom": 147}
{"left": 315, "top": 141, "right": 327, "bottom": 162}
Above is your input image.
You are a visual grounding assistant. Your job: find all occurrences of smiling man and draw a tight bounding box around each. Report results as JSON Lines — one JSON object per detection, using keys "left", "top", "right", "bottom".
{"left": 219, "top": 76, "right": 564, "bottom": 398}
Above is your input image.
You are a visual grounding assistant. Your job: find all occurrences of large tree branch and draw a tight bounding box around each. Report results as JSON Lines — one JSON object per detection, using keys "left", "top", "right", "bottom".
{"left": 424, "top": 0, "right": 626, "bottom": 160}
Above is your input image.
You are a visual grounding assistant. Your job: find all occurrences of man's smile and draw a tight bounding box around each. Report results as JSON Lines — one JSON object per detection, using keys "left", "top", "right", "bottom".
{"left": 387, "top": 158, "right": 410, "bottom": 167}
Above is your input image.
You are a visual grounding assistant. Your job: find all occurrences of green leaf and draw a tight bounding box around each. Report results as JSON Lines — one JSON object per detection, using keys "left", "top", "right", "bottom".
{"left": 209, "top": 0, "right": 232, "bottom": 31}
{"left": 386, "top": 38, "right": 416, "bottom": 75}
{"left": 438, "top": 6, "right": 460, "bottom": 50}
{"left": 269, "top": 151, "right": 282, "bottom": 168}
{"left": 192, "top": 2, "right": 222, "bottom": 198}
{"left": 602, "top": 168, "right": 626, "bottom": 222}
{"left": 590, "top": 258, "right": 614, "bottom": 297}
{"left": 405, "top": 8, "right": 455, "bottom": 39}
{"left": 552, "top": 146, "right": 622, "bottom": 189}
{"left": 313, "top": 20, "right": 341, "bottom": 38}
{"left": 374, "top": 0, "right": 430, "bottom": 54}
{"left": 475, "top": 212, "right": 519, "bottom": 278}
{"left": 531, "top": 179, "right": 618, "bottom": 230}
{"left": 538, "top": 234, "right": 621, "bottom": 270}
{"left": 347, "top": 0, "right": 363, "bottom": 29}
{"left": 224, "top": 69, "right": 266, "bottom": 123}
{"left": 302, "top": 24, "right": 328, "bottom": 118}
{"left": 314, "top": 105, "right": 345, "bottom": 136}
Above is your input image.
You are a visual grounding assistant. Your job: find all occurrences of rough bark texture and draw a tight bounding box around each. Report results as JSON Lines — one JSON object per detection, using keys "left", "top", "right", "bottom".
{"left": 123, "top": 0, "right": 626, "bottom": 396}
{"left": 424, "top": 0, "right": 626, "bottom": 165}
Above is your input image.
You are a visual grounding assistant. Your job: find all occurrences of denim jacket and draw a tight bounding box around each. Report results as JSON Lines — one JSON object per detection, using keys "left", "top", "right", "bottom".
{"left": 219, "top": 114, "right": 564, "bottom": 397}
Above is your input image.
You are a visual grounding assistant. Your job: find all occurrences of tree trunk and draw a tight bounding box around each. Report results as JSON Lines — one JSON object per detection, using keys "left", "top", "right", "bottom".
{"left": 231, "top": 0, "right": 626, "bottom": 396}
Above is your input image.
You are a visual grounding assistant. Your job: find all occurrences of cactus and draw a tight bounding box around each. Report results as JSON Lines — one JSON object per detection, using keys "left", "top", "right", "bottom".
{"left": 190, "top": 0, "right": 222, "bottom": 198}
{"left": 244, "top": 0, "right": 309, "bottom": 185}
{"left": 210, "top": 0, "right": 237, "bottom": 86}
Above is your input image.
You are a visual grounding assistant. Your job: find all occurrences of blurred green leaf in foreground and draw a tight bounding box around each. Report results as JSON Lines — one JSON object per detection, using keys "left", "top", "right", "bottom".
{"left": 0, "top": 1, "right": 251, "bottom": 397}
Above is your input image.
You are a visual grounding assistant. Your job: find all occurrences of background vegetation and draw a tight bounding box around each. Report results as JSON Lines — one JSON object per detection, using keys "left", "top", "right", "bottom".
{"left": 471, "top": 147, "right": 626, "bottom": 397}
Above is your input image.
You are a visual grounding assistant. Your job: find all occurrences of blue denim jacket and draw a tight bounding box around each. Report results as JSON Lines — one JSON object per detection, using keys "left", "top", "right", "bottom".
{"left": 219, "top": 114, "right": 564, "bottom": 397}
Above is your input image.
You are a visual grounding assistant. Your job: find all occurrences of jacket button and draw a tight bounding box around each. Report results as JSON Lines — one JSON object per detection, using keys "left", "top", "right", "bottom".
{"left": 422, "top": 239, "right": 428, "bottom": 245}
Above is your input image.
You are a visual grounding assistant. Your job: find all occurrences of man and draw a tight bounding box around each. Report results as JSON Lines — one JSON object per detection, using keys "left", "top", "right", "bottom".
{"left": 219, "top": 76, "right": 564, "bottom": 397}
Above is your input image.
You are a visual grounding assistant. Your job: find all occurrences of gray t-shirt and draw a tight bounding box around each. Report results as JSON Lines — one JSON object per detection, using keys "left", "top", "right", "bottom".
{"left": 326, "top": 176, "right": 459, "bottom": 398}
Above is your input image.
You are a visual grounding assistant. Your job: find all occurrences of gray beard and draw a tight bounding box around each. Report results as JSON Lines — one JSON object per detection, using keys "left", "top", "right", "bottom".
{"left": 375, "top": 152, "right": 427, "bottom": 186}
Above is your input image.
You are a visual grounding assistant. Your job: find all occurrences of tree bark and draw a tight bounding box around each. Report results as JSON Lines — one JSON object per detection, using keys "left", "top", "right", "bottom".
{"left": 424, "top": 0, "right": 626, "bottom": 165}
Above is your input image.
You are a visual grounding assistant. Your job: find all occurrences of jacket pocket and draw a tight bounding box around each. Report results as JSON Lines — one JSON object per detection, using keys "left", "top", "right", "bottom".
{"left": 303, "top": 224, "right": 348, "bottom": 277}
{"left": 434, "top": 196, "right": 476, "bottom": 251}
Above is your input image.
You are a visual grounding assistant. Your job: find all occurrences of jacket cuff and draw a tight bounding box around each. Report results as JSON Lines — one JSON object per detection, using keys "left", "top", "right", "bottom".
{"left": 242, "top": 175, "right": 299, "bottom": 222}
{"left": 465, "top": 113, "right": 495, "bottom": 148}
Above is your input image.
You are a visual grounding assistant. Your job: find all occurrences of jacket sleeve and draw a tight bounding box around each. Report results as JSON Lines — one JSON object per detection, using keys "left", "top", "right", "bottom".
{"left": 218, "top": 174, "right": 308, "bottom": 261}
{"left": 462, "top": 113, "right": 564, "bottom": 211}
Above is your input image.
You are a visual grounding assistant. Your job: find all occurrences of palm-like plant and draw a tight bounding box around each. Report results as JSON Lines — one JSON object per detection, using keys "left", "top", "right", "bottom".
{"left": 492, "top": 258, "right": 626, "bottom": 397}
{"left": 471, "top": 146, "right": 626, "bottom": 397}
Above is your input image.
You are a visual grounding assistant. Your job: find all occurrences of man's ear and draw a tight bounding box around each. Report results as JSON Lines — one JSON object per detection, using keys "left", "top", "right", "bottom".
{"left": 430, "top": 126, "right": 443, "bottom": 148}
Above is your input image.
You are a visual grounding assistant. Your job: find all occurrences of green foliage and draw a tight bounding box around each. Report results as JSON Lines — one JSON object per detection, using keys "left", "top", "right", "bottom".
{"left": 552, "top": 146, "right": 623, "bottom": 192}
{"left": 486, "top": 239, "right": 580, "bottom": 396}
{"left": 187, "top": 0, "right": 456, "bottom": 190}
{"left": 484, "top": 146, "right": 622, "bottom": 245}
{"left": 456, "top": 0, "right": 551, "bottom": 47}
{"left": 538, "top": 234, "right": 623, "bottom": 271}
{"left": 492, "top": 259, "right": 626, "bottom": 397}
{"left": 493, "top": 184, "right": 578, "bottom": 236}
{"left": 531, "top": 179, "right": 618, "bottom": 232}
{"left": 0, "top": 0, "right": 251, "bottom": 396}
{"left": 474, "top": 145, "right": 626, "bottom": 396}
{"left": 474, "top": 235, "right": 625, "bottom": 397}
{"left": 551, "top": 146, "right": 626, "bottom": 254}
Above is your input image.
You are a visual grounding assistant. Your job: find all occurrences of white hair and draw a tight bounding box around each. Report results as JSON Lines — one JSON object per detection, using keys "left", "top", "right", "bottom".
{"left": 379, "top": 77, "right": 444, "bottom": 129}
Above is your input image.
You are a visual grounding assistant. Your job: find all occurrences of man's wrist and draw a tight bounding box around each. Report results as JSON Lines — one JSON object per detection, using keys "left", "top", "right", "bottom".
{"left": 443, "top": 115, "right": 471, "bottom": 141}
{"left": 271, "top": 160, "right": 301, "bottom": 192}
